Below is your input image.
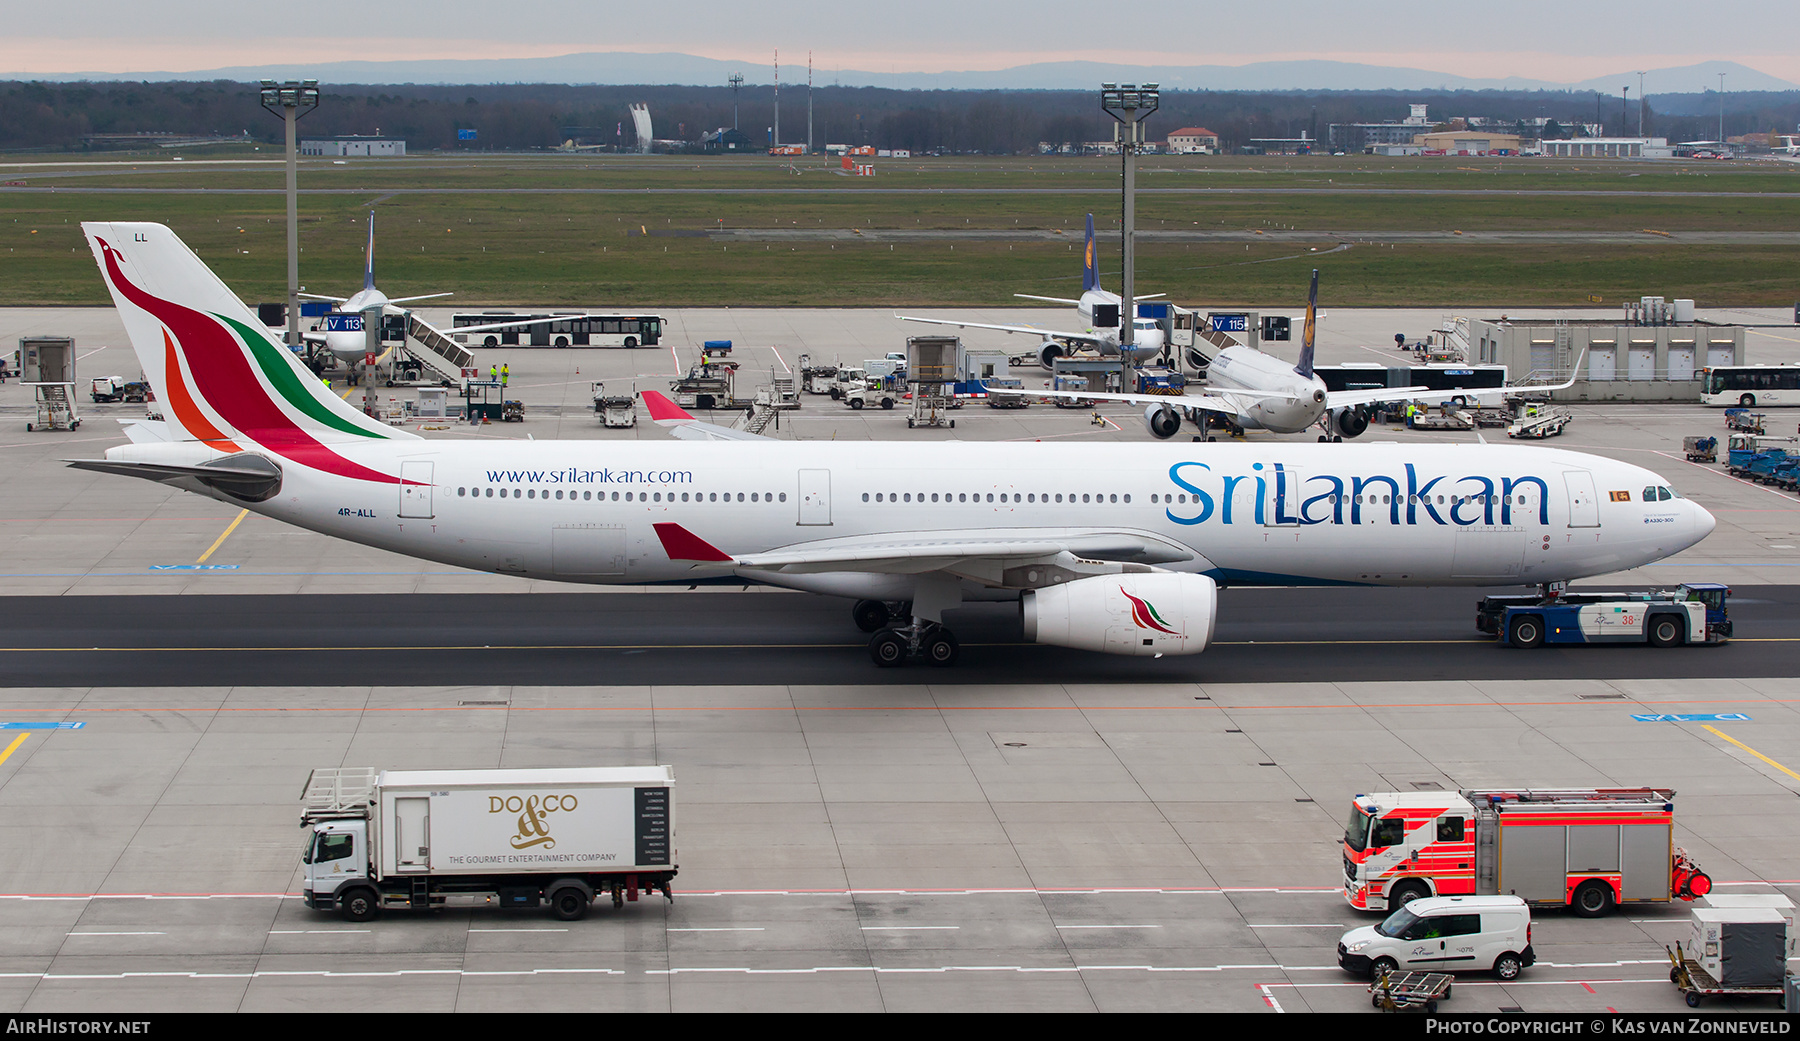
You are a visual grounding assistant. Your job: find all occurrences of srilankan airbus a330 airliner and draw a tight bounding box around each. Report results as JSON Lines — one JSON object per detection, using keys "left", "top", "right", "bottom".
{"left": 71, "top": 222, "right": 1715, "bottom": 667}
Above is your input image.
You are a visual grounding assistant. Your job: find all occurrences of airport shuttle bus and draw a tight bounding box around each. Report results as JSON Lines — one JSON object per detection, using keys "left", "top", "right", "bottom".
{"left": 451, "top": 313, "right": 663, "bottom": 348}
{"left": 1701, "top": 365, "right": 1800, "bottom": 408}
{"left": 74, "top": 222, "right": 1718, "bottom": 669}
{"left": 1314, "top": 364, "right": 1509, "bottom": 399}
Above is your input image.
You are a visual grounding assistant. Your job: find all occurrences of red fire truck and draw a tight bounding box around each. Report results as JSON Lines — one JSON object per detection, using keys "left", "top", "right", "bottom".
{"left": 1342, "top": 787, "right": 1711, "bottom": 917}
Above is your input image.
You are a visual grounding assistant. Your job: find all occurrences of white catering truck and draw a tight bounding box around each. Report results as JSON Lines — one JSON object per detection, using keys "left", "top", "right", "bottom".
{"left": 300, "top": 766, "right": 676, "bottom": 922}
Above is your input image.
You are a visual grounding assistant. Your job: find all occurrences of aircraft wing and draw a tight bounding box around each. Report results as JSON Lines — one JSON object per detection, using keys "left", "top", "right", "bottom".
{"left": 654, "top": 525, "right": 1195, "bottom": 572}
{"left": 1324, "top": 385, "right": 1433, "bottom": 408}
{"left": 895, "top": 313, "right": 1106, "bottom": 347}
{"left": 983, "top": 383, "right": 1287, "bottom": 417}
{"left": 298, "top": 292, "right": 348, "bottom": 303}
{"left": 640, "top": 391, "right": 772, "bottom": 442}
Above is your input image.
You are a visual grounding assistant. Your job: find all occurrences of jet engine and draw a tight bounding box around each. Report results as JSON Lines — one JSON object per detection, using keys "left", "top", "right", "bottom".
{"left": 1037, "top": 340, "right": 1065, "bottom": 369}
{"left": 1331, "top": 406, "right": 1369, "bottom": 439}
{"left": 1143, "top": 403, "right": 1183, "bottom": 440}
{"left": 1022, "top": 573, "right": 1217, "bottom": 657}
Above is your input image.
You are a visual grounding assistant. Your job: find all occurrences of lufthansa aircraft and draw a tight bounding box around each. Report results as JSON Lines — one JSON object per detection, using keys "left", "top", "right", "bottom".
{"left": 302, "top": 213, "right": 576, "bottom": 371}
{"left": 72, "top": 222, "right": 1714, "bottom": 668}
{"left": 896, "top": 214, "right": 1164, "bottom": 367}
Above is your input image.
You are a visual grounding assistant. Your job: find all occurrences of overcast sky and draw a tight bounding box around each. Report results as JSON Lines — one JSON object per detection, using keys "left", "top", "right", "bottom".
{"left": 5, "top": 1, "right": 1797, "bottom": 83}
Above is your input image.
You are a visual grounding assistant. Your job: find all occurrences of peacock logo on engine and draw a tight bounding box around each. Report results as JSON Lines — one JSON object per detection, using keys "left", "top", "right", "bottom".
{"left": 1121, "top": 587, "right": 1181, "bottom": 635}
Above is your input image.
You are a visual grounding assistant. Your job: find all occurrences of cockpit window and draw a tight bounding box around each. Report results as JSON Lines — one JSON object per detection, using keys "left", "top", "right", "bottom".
{"left": 1659, "top": 487, "right": 1674, "bottom": 501}
{"left": 1643, "top": 487, "right": 1657, "bottom": 502}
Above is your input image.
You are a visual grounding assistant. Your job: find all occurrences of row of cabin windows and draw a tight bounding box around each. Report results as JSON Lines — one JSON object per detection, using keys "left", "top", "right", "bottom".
{"left": 861, "top": 491, "right": 1131, "bottom": 504}
{"left": 1150, "top": 492, "right": 1530, "bottom": 506}
{"left": 455, "top": 487, "right": 786, "bottom": 504}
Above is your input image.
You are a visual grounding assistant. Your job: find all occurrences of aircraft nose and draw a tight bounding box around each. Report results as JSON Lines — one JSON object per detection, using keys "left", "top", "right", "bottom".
{"left": 1692, "top": 500, "right": 1717, "bottom": 541}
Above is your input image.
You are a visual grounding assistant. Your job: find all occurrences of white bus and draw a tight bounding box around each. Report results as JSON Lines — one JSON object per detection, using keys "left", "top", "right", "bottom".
{"left": 1701, "top": 365, "right": 1800, "bottom": 408}
{"left": 451, "top": 313, "right": 663, "bottom": 348}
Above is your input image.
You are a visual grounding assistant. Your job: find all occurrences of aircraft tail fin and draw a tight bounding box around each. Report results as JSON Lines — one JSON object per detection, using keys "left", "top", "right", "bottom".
{"left": 363, "top": 211, "right": 376, "bottom": 291}
{"left": 81, "top": 221, "right": 417, "bottom": 462}
{"left": 1294, "top": 269, "right": 1319, "bottom": 381}
{"left": 1081, "top": 213, "right": 1100, "bottom": 293}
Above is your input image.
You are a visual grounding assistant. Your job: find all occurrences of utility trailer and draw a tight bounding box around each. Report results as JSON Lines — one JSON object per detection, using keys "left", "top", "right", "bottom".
{"left": 1342, "top": 787, "right": 1710, "bottom": 916}
{"left": 1477, "top": 583, "right": 1731, "bottom": 648}
{"left": 591, "top": 382, "right": 637, "bottom": 428}
{"left": 1506, "top": 405, "right": 1571, "bottom": 439}
{"left": 300, "top": 766, "right": 676, "bottom": 922}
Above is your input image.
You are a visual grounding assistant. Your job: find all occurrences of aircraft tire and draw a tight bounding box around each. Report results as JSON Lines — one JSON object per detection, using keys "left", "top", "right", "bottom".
{"left": 852, "top": 600, "right": 890, "bottom": 633}
{"left": 922, "top": 629, "right": 959, "bottom": 668}
{"left": 869, "top": 629, "right": 909, "bottom": 668}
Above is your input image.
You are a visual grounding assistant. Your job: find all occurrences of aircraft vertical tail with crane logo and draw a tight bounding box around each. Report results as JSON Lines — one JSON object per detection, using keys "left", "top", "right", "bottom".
{"left": 362, "top": 211, "right": 377, "bottom": 291}
{"left": 1294, "top": 269, "right": 1319, "bottom": 380}
{"left": 1081, "top": 213, "right": 1100, "bottom": 293}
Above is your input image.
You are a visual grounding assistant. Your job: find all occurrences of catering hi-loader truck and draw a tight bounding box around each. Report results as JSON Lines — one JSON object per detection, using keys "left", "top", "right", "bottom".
{"left": 300, "top": 766, "right": 676, "bottom": 922}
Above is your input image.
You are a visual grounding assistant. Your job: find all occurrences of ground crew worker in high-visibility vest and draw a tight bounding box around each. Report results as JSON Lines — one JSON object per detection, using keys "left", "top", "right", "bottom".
{"left": 501, "top": 363, "right": 510, "bottom": 386}
{"left": 489, "top": 364, "right": 497, "bottom": 382}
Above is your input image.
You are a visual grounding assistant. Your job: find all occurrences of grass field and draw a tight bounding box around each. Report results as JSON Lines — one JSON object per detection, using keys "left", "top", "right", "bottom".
{"left": 2, "top": 152, "right": 1797, "bottom": 306}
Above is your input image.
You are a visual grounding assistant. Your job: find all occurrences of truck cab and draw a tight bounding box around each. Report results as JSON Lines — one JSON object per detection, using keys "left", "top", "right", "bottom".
{"left": 302, "top": 820, "right": 370, "bottom": 913}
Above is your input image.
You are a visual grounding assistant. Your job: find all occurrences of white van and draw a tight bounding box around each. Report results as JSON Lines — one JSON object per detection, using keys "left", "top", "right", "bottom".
{"left": 1338, "top": 895, "right": 1535, "bottom": 980}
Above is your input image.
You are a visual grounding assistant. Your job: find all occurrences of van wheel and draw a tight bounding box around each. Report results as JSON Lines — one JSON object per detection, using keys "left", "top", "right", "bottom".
{"left": 1493, "top": 952, "right": 1522, "bottom": 980}
{"left": 339, "top": 887, "right": 380, "bottom": 922}
{"left": 548, "top": 886, "right": 590, "bottom": 921}
{"left": 1370, "top": 956, "right": 1398, "bottom": 980}
{"left": 1389, "top": 880, "right": 1429, "bottom": 908}
{"left": 1572, "top": 880, "right": 1614, "bottom": 918}
{"left": 1648, "top": 615, "right": 1684, "bottom": 647}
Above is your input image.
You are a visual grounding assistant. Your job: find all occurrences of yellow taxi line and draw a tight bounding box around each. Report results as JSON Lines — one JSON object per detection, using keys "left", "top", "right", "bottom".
{"left": 196, "top": 509, "right": 250, "bottom": 564}
{"left": 1702, "top": 725, "right": 1800, "bottom": 783}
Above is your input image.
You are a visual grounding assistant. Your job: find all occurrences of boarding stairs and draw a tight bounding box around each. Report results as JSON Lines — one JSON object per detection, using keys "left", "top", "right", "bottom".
{"left": 403, "top": 313, "right": 478, "bottom": 385}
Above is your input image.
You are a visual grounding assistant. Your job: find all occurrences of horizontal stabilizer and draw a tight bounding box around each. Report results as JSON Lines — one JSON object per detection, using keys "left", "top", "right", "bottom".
{"left": 66, "top": 453, "right": 283, "bottom": 501}
{"left": 641, "top": 390, "right": 772, "bottom": 441}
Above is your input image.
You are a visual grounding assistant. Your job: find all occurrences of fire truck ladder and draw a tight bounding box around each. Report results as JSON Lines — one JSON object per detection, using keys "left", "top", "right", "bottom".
{"left": 1474, "top": 801, "right": 1500, "bottom": 895}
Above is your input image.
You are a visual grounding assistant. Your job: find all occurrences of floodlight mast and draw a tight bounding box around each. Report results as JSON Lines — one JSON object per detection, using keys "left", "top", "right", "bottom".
{"left": 259, "top": 79, "right": 321, "bottom": 351}
{"left": 1100, "top": 82, "right": 1159, "bottom": 382}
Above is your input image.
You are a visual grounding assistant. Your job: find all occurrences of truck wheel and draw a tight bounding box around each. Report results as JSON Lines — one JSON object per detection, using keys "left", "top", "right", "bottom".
{"left": 1508, "top": 614, "right": 1545, "bottom": 649}
{"left": 1571, "top": 880, "right": 1614, "bottom": 918}
{"left": 1389, "top": 880, "right": 1430, "bottom": 909}
{"left": 849, "top": 398, "right": 864, "bottom": 410}
{"left": 1493, "top": 952, "right": 1522, "bottom": 980}
{"left": 1648, "top": 615, "right": 1684, "bottom": 647}
{"left": 880, "top": 398, "right": 894, "bottom": 410}
{"left": 339, "top": 887, "right": 380, "bottom": 923}
{"left": 548, "top": 885, "right": 590, "bottom": 921}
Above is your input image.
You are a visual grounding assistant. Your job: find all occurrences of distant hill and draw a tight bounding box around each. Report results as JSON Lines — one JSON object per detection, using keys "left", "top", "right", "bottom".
{"left": 12, "top": 53, "right": 1795, "bottom": 94}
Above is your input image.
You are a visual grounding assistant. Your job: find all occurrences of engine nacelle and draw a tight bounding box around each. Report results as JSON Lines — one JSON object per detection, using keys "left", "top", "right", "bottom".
{"left": 1184, "top": 347, "right": 1212, "bottom": 374}
{"left": 1143, "top": 403, "right": 1182, "bottom": 440}
{"left": 1023, "top": 573, "right": 1217, "bottom": 657}
{"left": 1332, "top": 406, "right": 1370, "bottom": 439}
{"left": 1037, "top": 340, "right": 1065, "bottom": 369}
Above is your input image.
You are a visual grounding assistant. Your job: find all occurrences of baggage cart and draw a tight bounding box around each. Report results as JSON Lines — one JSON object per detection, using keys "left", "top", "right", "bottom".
{"left": 1684, "top": 435, "right": 1718, "bottom": 463}
{"left": 1725, "top": 408, "right": 1766, "bottom": 435}
{"left": 1369, "top": 970, "right": 1454, "bottom": 1013}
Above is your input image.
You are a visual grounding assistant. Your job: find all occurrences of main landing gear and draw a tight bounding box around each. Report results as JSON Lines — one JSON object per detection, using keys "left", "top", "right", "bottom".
{"left": 853, "top": 599, "right": 960, "bottom": 668}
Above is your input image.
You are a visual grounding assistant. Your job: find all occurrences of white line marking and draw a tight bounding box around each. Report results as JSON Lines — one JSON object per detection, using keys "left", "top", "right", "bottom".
{"left": 268, "top": 929, "right": 372, "bottom": 934}
{"left": 1247, "top": 923, "right": 1347, "bottom": 929}
{"left": 67, "top": 932, "right": 164, "bottom": 936}
{"left": 668, "top": 927, "right": 766, "bottom": 932}
{"left": 861, "top": 925, "right": 960, "bottom": 931}
{"left": 1055, "top": 924, "right": 1162, "bottom": 930}
{"left": 468, "top": 928, "right": 569, "bottom": 933}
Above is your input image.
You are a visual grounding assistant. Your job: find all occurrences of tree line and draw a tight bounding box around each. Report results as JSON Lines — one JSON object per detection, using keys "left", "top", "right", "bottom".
{"left": 2, "top": 79, "right": 1795, "bottom": 153}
